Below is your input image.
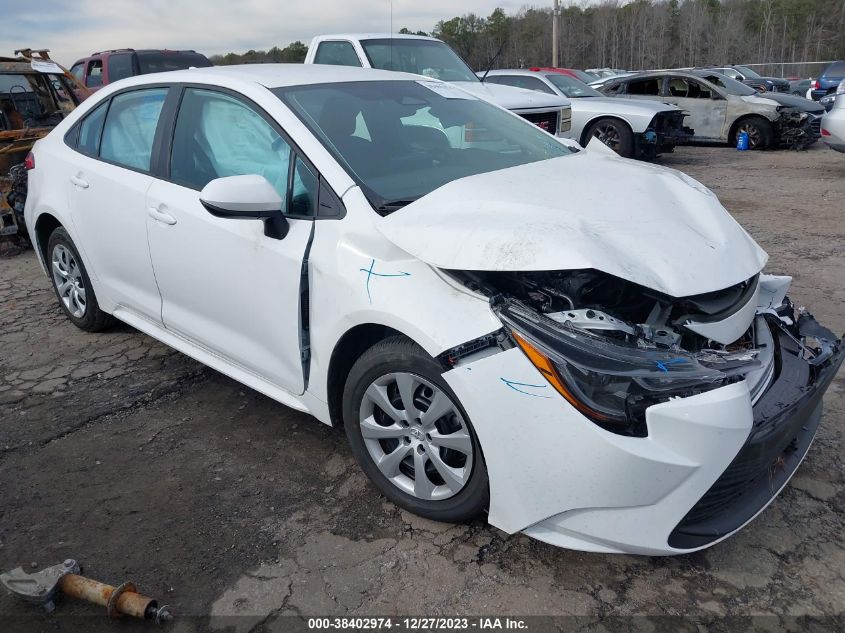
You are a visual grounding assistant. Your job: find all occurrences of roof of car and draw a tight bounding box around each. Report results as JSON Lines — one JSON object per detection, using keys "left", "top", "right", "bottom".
{"left": 105, "top": 63, "right": 427, "bottom": 90}
{"left": 313, "top": 33, "right": 439, "bottom": 41}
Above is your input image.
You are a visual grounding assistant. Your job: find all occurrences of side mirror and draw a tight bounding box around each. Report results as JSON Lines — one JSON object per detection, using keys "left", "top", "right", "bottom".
{"left": 200, "top": 174, "right": 288, "bottom": 239}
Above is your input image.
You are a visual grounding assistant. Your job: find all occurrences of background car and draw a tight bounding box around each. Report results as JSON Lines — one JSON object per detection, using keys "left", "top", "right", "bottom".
{"left": 305, "top": 34, "right": 572, "bottom": 137}
{"left": 809, "top": 60, "right": 845, "bottom": 100}
{"left": 789, "top": 78, "right": 812, "bottom": 95}
{"left": 481, "top": 68, "right": 690, "bottom": 159}
{"left": 703, "top": 65, "right": 790, "bottom": 93}
{"left": 69, "top": 48, "right": 212, "bottom": 92}
{"left": 599, "top": 70, "right": 816, "bottom": 149}
{"left": 821, "top": 80, "right": 845, "bottom": 152}
{"left": 528, "top": 66, "right": 598, "bottom": 84}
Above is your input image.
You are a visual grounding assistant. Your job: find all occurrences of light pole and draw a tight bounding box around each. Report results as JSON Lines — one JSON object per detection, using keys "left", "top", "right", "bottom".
{"left": 552, "top": 0, "right": 560, "bottom": 68}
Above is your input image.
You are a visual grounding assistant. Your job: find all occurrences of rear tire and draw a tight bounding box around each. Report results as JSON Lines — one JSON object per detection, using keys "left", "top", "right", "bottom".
{"left": 733, "top": 116, "right": 774, "bottom": 150}
{"left": 47, "top": 227, "right": 114, "bottom": 332}
{"left": 342, "top": 336, "right": 488, "bottom": 523}
{"left": 584, "top": 117, "right": 635, "bottom": 157}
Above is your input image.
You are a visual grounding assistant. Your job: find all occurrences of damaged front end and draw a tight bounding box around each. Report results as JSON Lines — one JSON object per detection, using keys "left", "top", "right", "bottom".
{"left": 445, "top": 268, "right": 843, "bottom": 547}
{"left": 446, "top": 268, "right": 841, "bottom": 431}
{"left": 775, "top": 107, "right": 819, "bottom": 150}
{"left": 639, "top": 110, "right": 694, "bottom": 159}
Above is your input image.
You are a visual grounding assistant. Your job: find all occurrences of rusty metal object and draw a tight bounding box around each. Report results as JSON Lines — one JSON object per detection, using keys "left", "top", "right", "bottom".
{"left": 1, "top": 559, "right": 172, "bottom": 624}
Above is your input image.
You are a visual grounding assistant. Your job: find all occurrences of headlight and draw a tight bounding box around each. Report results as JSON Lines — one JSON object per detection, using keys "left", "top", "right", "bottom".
{"left": 496, "top": 301, "right": 739, "bottom": 437}
{"left": 836, "top": 80, "right": 845, "bottom": 96}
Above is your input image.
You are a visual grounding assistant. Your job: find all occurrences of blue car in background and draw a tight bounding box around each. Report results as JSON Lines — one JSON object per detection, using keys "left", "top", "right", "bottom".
{"left": 811, "top": 61, "right": 845, "bottom": 100}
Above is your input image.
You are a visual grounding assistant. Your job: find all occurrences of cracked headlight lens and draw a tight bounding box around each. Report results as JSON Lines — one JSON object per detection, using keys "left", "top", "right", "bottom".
{"left": 496, "top": 301, "right": 732, "bottom": 437}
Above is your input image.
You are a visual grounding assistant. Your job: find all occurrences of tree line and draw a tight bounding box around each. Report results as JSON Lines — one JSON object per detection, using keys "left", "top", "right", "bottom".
{"left": 209, "top": 1, "right": 845, "bottom": 78}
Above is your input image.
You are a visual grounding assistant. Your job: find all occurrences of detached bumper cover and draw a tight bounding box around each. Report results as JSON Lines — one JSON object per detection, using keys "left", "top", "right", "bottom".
{"left": 669, "top": 315, "right": 844, "bottom": 549}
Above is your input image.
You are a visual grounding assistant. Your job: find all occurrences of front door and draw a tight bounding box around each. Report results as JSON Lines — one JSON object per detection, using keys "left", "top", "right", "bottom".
{"left": 145, "top": 87, "right": 317, "bottom": 394}
{"left": 663, "top": 76, "right": 727, "bottom": 141}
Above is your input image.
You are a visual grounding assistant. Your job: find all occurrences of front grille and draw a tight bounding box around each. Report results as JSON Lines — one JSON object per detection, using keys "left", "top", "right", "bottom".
{"left": 809, "top": 115, "right": 822, "bottom": 137}
{"left": 519, "top": 110, "right": 559, "bottom": 135}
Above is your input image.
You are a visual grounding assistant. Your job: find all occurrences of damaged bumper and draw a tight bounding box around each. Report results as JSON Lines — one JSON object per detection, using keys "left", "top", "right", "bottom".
{"left": 442, "top": 276, "right": 842, "bottom": 554}
{"left": 775, "top": 108, "right": 821, "bottom": 149}
{"left": 637, "top": 110, "right": 693, "bottom": 159}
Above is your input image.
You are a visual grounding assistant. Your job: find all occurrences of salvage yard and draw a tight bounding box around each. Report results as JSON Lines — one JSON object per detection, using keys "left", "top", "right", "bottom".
{"left": 1, "top": 145, "right": 844, "bottom": 630}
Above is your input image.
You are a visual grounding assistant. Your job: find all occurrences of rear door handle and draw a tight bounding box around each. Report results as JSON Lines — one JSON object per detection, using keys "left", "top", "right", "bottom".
{"left": 70, "top": 175, "right": 89, "bottom": 189}
{"left": 147, "top": 206, "right": 177, "bottom": 225}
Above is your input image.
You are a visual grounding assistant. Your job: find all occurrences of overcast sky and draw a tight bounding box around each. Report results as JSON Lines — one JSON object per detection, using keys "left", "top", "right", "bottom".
{"left": 3, "top": 0, "right": 549, "bottom": 66}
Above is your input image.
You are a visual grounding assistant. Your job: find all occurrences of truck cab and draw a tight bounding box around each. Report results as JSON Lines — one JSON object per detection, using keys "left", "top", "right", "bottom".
{"left": 305, "top": 34, "right": 572, "bottom": 138}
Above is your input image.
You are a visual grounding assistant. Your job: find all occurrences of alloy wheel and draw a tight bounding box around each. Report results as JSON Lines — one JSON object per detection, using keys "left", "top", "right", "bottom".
{"left": 592, "top": 122, "right": 623, "bottom": 151}
{"left": 737, "top": 122, "right": 762, "bottom": 148}
{"left": 51, "top": 244, "right": 87, "bottom": 318}
{"left": 359, "top": 372, "right": 474, "bottom": 501}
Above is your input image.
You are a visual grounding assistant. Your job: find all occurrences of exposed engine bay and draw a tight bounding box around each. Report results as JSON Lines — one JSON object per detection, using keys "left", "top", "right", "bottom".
{"left": 444, "top": 269, "right": 841, "bottom": 437}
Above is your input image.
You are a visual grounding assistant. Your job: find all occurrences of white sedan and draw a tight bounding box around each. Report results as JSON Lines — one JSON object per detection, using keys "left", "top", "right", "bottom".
{"left": 481, "top": 69, "right": 689, "bottom": 159}
{"left": 25, "top": 64, "right": 843, "bottom": 555}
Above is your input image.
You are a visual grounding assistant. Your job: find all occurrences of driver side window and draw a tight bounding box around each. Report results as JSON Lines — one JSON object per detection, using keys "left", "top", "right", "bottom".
{"left": 170, "top": 88, "right": 291, "bottom": 197}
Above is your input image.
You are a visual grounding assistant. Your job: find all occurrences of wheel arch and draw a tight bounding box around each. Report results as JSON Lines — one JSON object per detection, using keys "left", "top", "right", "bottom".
{"left": 33, "top": 212, "right": 64, "bottom": 273}
{"left": 579, "top": 115, "right": 634, "bottom": 146}
{"left": 326, "top": 323, "right": 411, "bottom": 427}
{"left": 728, "top": 113, "right": 773, "bottom": 145}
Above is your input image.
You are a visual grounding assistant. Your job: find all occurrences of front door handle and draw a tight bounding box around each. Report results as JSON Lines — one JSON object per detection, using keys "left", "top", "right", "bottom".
{"left": 147, "top": 206, "right": 177, "bottom": 225}
{"left": 70, "top": 175, "right": 89, "bottom": 189}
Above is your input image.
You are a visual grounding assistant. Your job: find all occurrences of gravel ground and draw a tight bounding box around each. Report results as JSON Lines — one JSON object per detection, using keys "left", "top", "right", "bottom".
{"left": 1, "top": 144, "right": 843, "bottom": 632}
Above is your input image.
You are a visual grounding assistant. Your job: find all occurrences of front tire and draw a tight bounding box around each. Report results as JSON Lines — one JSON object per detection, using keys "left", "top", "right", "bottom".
{"left": 47, "top": 227, "right": 114, "bottom": 332}
{"left": 342, "top": 336, "right": 488, "bottom": 522}
{"left": 585, "top": 117, "right": 634, "bottom": 157}
{"left": 733, "top": 116, "right": 774, "bottom": 150}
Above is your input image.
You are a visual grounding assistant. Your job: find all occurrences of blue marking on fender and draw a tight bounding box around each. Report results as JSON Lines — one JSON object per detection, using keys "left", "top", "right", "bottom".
{"left": 359, "top": 259, "right": 411, "bottom": 304}
{"left": 655, "top": 358, "right": 687, "bottom": 373}
{"left": 500, "top": 377, "right": 553, "bottom": 398}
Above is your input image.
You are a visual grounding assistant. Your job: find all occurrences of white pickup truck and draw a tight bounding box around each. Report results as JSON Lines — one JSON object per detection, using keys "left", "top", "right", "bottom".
{"left": 305, "top": 34, "right": 572, "bottom": 137}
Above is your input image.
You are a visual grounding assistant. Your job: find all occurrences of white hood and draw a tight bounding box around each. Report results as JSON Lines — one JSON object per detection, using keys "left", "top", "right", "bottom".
{"left": 376, "top": 149, "right": 768, "bottom": 298}
{"left": 453, "top": 81, "right": 570, "bottom": 112}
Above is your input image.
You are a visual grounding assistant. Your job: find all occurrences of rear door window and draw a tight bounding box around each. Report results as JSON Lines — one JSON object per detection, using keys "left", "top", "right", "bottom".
{"left": 100, "top": 88, "right": 168, "bottom": 171}
{"left": 107, "top": 53, "right": 135, "bottom": 82}
{"left": 77, "top": 101, "right": 108, "bottom": 155}
{"left": 314, "top": 41, "right": 362, "bottom": 67}
{"left": 626, "top": 78, "right": 661, "bottom": 95}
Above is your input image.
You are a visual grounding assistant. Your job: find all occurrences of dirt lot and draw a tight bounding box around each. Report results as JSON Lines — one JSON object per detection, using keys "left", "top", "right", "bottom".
{"left": 1, "top": 144, "right": 844, "bottom": 632}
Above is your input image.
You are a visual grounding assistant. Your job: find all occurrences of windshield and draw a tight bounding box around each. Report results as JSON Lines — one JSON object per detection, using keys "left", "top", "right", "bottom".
{"left": 136, "top": 51, "right": 211, "bottom": 74}
{"left": 734, "top": 65, "right": 761, "bottom": 79}
{"left": 695, "top": 72, "right": 755, "bottom": 96}
{"left": 360, "top": 39, "right": 479, "bottom": 83}
{"left": 274, "top": 80, "right": 572, "bottom": 211}
{"left": 544, "top": 74, "right": 602, "bottom": 98}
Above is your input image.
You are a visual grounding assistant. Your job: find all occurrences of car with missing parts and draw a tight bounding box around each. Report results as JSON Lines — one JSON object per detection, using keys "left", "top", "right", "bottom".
{"left": 24, "top": 64, "right": 843, "bottom": 555}
{"left": 599, "top": 69, "right": 819, "bottom": 149}
{"left": 479, "top": 68, "right": 691, "bottom": 159}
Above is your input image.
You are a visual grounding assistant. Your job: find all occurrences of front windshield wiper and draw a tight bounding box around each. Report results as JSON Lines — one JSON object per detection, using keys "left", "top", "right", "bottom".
{"left": 376, "top": 199, "right": 418, "bottom": 214}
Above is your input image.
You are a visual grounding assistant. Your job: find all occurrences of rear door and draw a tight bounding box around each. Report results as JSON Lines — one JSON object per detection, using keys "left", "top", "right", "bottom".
{"left": 663, "top": 76, "right": 727, "bottom": 140}
{"left": 66, "top": 86, "right": 170, "bottom": 322}
{"left": 145, "top": 86, "right": 316, "bottom": 394}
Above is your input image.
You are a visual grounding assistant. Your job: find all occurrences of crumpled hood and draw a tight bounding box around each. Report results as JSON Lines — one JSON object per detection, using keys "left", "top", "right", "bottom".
{"left": 376, "top": 150, "right": 768, "bottom": 297}
{"left": 746, "top": 91, "right": 825, "bottom": 114}
{"left": 453, "top": 81, "right": 570, "bottom": 112}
